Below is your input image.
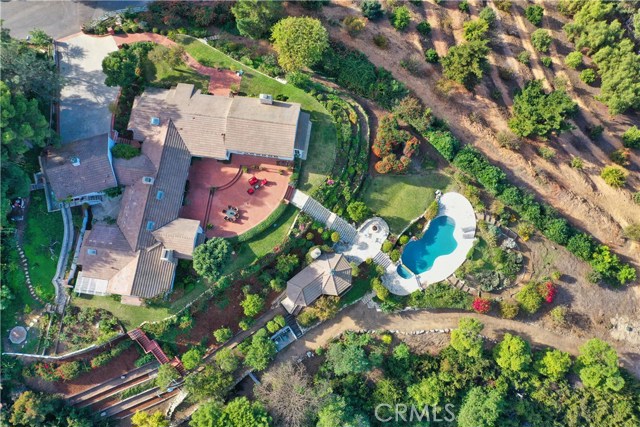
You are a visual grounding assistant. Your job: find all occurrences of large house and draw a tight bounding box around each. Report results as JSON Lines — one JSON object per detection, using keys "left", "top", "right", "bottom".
{"left": 41, "top": 84, "right": 312, "bottom": 305}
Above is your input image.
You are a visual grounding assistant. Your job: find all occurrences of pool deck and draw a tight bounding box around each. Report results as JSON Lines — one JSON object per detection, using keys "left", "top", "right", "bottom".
{"left": 382, "top": 192, "right": 477, "bottom": 295}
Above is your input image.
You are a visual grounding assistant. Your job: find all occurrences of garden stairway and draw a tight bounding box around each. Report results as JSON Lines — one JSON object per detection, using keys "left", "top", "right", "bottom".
{"left": 288, "top": 189, "right": 358, "bottom": 244}
{"left": 285, "top": 314, "right": 303, "bottom": 338}
{"left": 373, "top": 251, "right": 393, "bottom": 269}
{"left": 128, "top": 328, "right": 186, "bottom": 375}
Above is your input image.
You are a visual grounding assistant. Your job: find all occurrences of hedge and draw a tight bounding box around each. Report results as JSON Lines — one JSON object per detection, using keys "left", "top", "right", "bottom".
{"left": 426, "top": 130, "right": 460, "bottom": 161}
{"left": 228, "top": 202, "right": 288, "bottom": 244}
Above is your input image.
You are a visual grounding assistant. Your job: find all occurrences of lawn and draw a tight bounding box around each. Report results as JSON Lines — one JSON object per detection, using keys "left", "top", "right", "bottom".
{"left": 142, "top": 54, "right": 209, "bottom": 92}
{"left": 72, "top": 295, "right": 172, "bottom": 331}
{"left": 22, "top": 191, "right": 60, "bottom": 302}
{"left": 362, "top": 171, "right": 453, "bottom": 234}
{"left": 341, "top": 263, "right": 376, "bottom": 307}
{"left": 175, "top": 35, "right": 336, "bottom": 191}
{"left": 223, "top": 205, "right": 298, "bottom": 274}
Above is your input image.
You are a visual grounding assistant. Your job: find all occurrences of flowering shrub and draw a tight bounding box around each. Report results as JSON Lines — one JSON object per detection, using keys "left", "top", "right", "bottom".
{"left": 33, "top": 362, "right": 61, "bottom": 382}
{"left": 472, "top": 297, "right": 492, "bottom": 314}
{"left": 538, "top": 281, "right": 557, "bottom": 303}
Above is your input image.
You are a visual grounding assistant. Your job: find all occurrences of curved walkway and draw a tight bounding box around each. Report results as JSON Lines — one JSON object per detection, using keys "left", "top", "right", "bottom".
{"left": 275, "top": 302, "right": 640, "bottom": 379}
{"left": 112, "top": 32, "right": 240, "bottom": 96}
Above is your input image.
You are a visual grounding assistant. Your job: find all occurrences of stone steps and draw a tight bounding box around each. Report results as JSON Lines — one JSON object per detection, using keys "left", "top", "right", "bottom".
{"left": 373, "top": 251, "right": 392, "bottom": 269}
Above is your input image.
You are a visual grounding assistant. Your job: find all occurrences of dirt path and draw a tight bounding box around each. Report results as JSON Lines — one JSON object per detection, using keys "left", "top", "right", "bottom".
{"left": 276, "top": 301, "right": 640, "bottom": 379}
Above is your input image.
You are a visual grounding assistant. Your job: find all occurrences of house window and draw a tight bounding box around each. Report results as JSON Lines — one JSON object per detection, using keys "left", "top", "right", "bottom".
{"left": 156, "top": 190, "right": 164, "bottom": 200}
{"left": 146, "top": 221, "right": 155, "bottom": 230}
{"left": 87, "top": 248, "right": 97, "bottom": 255}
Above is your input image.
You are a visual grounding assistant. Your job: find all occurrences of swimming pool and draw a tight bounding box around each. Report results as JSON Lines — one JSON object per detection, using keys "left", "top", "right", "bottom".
{"left": 401, "top": 216, "right": 458, "bottom": 274}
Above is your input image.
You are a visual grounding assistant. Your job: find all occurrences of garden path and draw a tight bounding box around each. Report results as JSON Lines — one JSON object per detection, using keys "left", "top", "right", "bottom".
{"left": 112, "top": 32, "right": 240, "bottom": 96}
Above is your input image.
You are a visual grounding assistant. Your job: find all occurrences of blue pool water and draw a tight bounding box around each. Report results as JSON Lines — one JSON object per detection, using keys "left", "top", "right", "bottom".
{"left": 401, "top": 216, "right": 458, "bottom": 275}
{"left": 397, "top": 264, "right": 414, "bottom": 279}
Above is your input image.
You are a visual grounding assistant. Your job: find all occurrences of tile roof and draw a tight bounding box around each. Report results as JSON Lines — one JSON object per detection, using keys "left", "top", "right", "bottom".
{"left": 152, "top": 218, "right": 201, "bottom": 258}
{"left": 130, "top": 244, "right": 178, "bottom": 299}
{"left": 78, "top": 225, "right": 137, "bottom": 282}
{"left": 113, "top": 154, "right": 156, "bottom": 186}
{"left": 286, "top": 253, "right": 352, "bottom": 307}
{"left": 41, "top": 133, "right": 117, "bottom": 199}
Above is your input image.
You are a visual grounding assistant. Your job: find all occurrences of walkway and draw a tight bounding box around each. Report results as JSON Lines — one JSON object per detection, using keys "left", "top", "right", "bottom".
{"left": 275, "top": 301, "right": 640, "bottom": 379}
{"left": 112, "top": 33, "right": 241, "bottom": 96}
{"left": 51, "top": 206, "right": 74, "bottom": 313}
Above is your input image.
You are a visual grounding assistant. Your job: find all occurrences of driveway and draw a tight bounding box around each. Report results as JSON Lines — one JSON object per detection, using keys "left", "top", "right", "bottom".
{"left": 57, "top": 33, "right": 119, "bottom": 143}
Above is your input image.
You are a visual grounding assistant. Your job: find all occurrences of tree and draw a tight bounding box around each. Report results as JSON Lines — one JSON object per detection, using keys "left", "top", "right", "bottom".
{"left": 181, "top": 348, "right": 202, "bottom": 370}
{"left": 155, "top": 363, "right": 179, "bottom": 391}
{"left": 525, "top": 5, "right": 544, "bottom": 26}
{"left": 190, "top": 398, "right": 271, "bottom": 427}
{"left": 9, "top": 392, "right": 102, "bottom": 427}
{"left": 576, "top": 338, "right": 624, "bottom": 391}
{"left": 531, "top": 29, "right": 552, "bottom": 52}
{"left": 326, "top": 340, "right": 371, "bottom": 376}
{"left": 390, "top": 6, "right": 411, "bottom": 31}
{"left": 213, "top": 326, "right": 233, "bottom": 343}
{"left": 255, "top": 362, "right": 322, "bottom": 427}
{"left": 372, "top": 277, "right": 389, "bottom": 301}
{"left": 580, "top": 68, "right": 596, "bottom": 84}
{"left": 564, "top": 51, "right": 583, "bottom": 69}
{"left": 215, "top": 347, "right": 239, "bottom": 373}
{"left": 508, "top": 80, "right": 577, "bottom": 138}
{"left": 132, "top": 411, "right": 169, "bottom": 427}
{"left": 244, "top": 329, "right": 277, "bottom": 371}
{"left": 441, "top": 40, "right": 490, "bottom": 88}
{"left": 346, "top": 201, "right": 370, "bottom": 223}
{"left": 28, "top": 29, "right": 52, "bottom": 46}
{"left": 408, "top": 375, "right": 443, "bottom": 406}
{"left": 493, "top": 333, "right": 532, "bottom": 372}
{"left": 591, "top": 39, "right": 640, "bottom": 115}
{"left": 361, "top": 0, "right": 383, "bottom": 20}
{"left": 9, "top": 391, "right": 56, "bottom": 426}
{"left": 450, "top": 318, "right": 484, "bottom": 358}
{"left": 190, "top": 402, "right": 224, "bottom": 427}
{"left": 241, "top": 293, "right": 265, "bottom": 318}
{"left": 184, "top": 364, "right": 233, "bottom": 402}
{"left": 192, "top": 238, "right": 231, "bottom": 281}
{"left": 275, "top": 253, "right": 299, "bottom": 278}
{"left": 316, "top": 395, "right": 364, "bottom": 427}
{"left": 231, "top": 0, "right": 283, "bottom": 39}
{"left": 622, "top": 125, "right": 640, "bottom": 148}
{"left": 479, "top": 7, "right": 497, "bottom": 26}
{"left": 535, "top": 349, "right": 572, "bottom": 380}
{"left": 417, "top": 21, "right": 431, "bottom": 37}
{"left": 271, "top": 17, "right": 329, "bottom": 72}
{"left": 425, "top": 48, "right": 439, "bottom": 63}
{"left": 102, "top": 42, "right": 153, "bottom": 89}
{"left": 457, "top": 387, "right": 505, "bottom": 427}
{"left": 600, "top": 165, "right": 626, "bottom": 188}
{"left": 463, "top": 18, "right": 489, "bottom": 42}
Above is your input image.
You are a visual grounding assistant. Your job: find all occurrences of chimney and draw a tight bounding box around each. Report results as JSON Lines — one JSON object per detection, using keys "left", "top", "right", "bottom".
{"left": 259, "top": 94, "right": 273, "bottom": 105}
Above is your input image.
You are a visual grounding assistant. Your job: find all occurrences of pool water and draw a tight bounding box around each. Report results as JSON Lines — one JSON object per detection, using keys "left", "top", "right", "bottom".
{"left": 401, "top": 216, "right": 458, "bottom": 275}
{"left": 397, "top": 264, "right": 414, "bottom": 279}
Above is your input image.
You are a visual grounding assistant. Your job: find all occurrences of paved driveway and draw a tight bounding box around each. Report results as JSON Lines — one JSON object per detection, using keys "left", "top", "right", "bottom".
{"left": 58, "top": 33, "right": 119, "bottom": 143}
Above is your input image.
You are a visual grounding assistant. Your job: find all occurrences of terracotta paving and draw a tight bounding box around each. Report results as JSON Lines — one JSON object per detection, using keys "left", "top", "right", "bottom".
{"left": 179, "top": 155, "right": 291, "bottom": 238}
{"left": 112, "top": 32, "right": 241, "bottom": 96}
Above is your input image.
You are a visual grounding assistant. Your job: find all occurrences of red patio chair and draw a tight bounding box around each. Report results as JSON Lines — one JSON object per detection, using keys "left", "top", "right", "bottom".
{"left": 247, "top": 188, "right": 255, "bottom": 195}
{"left": 248, "top": 176, "right": 258, "bottom": 186}
{"left": 260, "top": 178, "right": 268, "bottom": 186}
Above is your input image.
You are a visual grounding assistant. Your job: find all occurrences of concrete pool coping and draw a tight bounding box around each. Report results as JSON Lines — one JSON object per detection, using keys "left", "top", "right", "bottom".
{"left": 382, "top": 192, "right": 477, "bottom": 295}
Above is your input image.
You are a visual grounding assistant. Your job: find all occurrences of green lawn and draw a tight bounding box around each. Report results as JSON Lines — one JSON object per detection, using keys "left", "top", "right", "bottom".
{"left": 72, "top": 294, "right": 172, "bottom": 330}
{"left": 143, "top": 55, "right": 209, "bottom": 92}
{"left": 176, "top": 35, "right": 336, "bottom": 190}
{"left": 362, "top": 172, "right": 453, "bottom": 234}
{"left": 341, "top": 264, "right": 376, "bottom": 307}
{"left": 22, "top": 191, "right": 60, "bottom": 302}
{"left": 223, "top": 205, "right": 298, "bottom": 274}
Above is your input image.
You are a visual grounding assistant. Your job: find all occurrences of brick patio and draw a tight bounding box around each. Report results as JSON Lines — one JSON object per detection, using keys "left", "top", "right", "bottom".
{"left": 179, "top": 155, "right": 291, "bottom": 238}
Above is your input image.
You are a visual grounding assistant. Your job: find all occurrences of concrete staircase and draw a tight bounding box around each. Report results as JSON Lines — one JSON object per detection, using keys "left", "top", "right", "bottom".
{"left": 285, "top": 314, "right": 303, "bottom": 338}
{"left": 128, "top": 329, "right": 186, "bottom": 375}
{"left": 301, "top": 197, "right": 332, "bottom": 224}
{"left": 373, "top": 251, "right": 393, "bottom": 269}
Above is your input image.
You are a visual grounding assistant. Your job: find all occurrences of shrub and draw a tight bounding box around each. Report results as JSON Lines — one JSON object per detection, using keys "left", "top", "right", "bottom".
{"left": 361, "top": 0, "right": 383, "bottom": 20}
{"left": 56, "top": 361, "right": 83, "bottom": 381}
{"left": 472, "top": 297, "right": 491, "bottom": 314}
{"left": 241, "top": 293, "right": 265, "bottom": 318}
{"left": 580, "top": 68, "right": 596, "bottom": 84}
{"left": 389, "top": 249, "right": 401, "bottom": 263}
{"left": 373, "top": 33, "right": 389, "bottom": 49}
{"left": 610, "top": 149, "right": 630, "bottom": 166}
{"left": 622, "top": 126, "right": 640, "bottom": 148}
{"left": 538, "top": 146, "right": 555, "bottom": 160}
{"left": 331, "top": 231, "right": 341, "bottom": 243}
{"left": 515, "top": 282, "right": 543, "bottom": 314}
{"left": 541, "top": 56, "right": 552, "bottom": 67}
{"left": 479, "top": 7, "right": 496, "bottom": 26}
{"left": 634, "top": 192, "right": 640, "bottom": 205}
{"left": 531, "top": 29, "right": 552, "bottom": 52}
{"left": 496, "top": 131, "right": 520, "bottom": 150}
{"left": 181, "top": 348, "right": 202, "bottom": 370}
{"left": 570, "top": 156, "right": 584, "bottom": 169}
{"left": 111, "top": 144, "right": 140, "bottom": 159}
{"left": 458, "top": 0, "right": 470, "bottom": 13}
{"left": 372, "top": 277, "right": 390, "bottom": 301}
{"left": 390, "top": 6, "right": 411, "bottom": 31}
{"left": 564, "top": 51, "right": 583, "bottom": 69}
{"left": 381, "top": 241, "right": 393, "bottom": 253}
{"left": 463, "top": 18, "right": 489, "bottom": 42}
{"left": 213, "top": 327, "right": 233, "bottom": 343}
{"left": 424, "top": 199, "right": 439, "bottom": 221}
{"left": 266, "top": 315, "right": 286, "bottom": 334}
{"left": 297, "top": 309, "right": 319, "bottom": 328}
{"left": 600, "top": 166, "right": 626, "bottom": 188}
{"left": 537, "top": 281, "right": 557, "bottom": 303}
{"left": 524, "top": 5, "right": 544, "bottom": 26}
{"left": 550, "top": 305, "right": 567, "bottom": 326}
{"left": 135, "top": 354, "right": 155, "bottom": 367}
{"left": 399, "top": 235, "right": 410, "bottom": 245}
{"left": 347, "top": 201, "right": 370, "bottom": 223}
{"left": 238, "top": 318, "right": 254, "bottom": 331}
{"left": 517, "top": 51, "right": 531, "bottom": 64}
{"left": 623, "top": 224, "right": 640, "bottom": 241}
{"left": 516, "top": 222, "right": 535, "bottom": 241}
{"left": 424, "top": 48, "right": 439, "bottom": 63}
{"left": 417, "top": 21, "right": 431, "bottom": 37}
{"left": 406, "top": 282, "right": 472, "bottom": 310}
{"left": 427, "top": 130, "right": 459, "bottom": 161}
{"left": 494, "top": 0, "right": 511, "bottom": 12}
{"left": 500, "top": 301, "right": 519, "bottom": 319}
{"left": 343, "top": 16, "right": 366, "bottom": 37}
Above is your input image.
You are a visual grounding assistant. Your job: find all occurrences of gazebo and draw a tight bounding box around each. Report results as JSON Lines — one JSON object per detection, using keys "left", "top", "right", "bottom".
{"left": 9, "top": 326, "right": 27, "bottom": 345}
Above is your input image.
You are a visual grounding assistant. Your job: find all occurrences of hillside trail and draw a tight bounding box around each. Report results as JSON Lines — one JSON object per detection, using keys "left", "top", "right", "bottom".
{"left": 310, "top": 1, "right": 639, "bottom": 265}
{"left": 275, "top": 301, "right": 640, "bottom": 380}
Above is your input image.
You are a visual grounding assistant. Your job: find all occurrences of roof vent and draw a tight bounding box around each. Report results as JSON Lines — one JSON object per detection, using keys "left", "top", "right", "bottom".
{"left": 87, "top": 248, "right": 97, "bottom": 255}
{"left": 142, "top": 176, "right": 155, "bottom": 185}
{"left": 161, "top": 249, "right": 175, "bottom": 262}
{"left": 70, "top": 156, "right": 81, "bottom": 166}
{"left": 150, "top": 117, "right": 161, "bottom": 126}
{"left": 259, "top": 94, "right": 273, "bottom": 105}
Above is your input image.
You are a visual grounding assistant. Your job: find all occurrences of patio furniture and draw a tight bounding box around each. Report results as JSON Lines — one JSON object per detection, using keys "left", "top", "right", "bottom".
{"left": 260, "top": 178, "right": 268, "bottom": 186}
{"left": 224, "top": 216, "right": 229, "bottom": 221}
{"left": 221, "top": 209, "right": 226, "bottom": 213}
{"left": 247, "top": 188, "right": 255, "bottom": 195}
{"left": 249, "top": 176, "right": 258, "bottom": 186}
